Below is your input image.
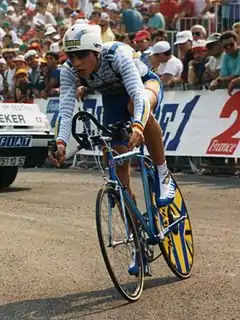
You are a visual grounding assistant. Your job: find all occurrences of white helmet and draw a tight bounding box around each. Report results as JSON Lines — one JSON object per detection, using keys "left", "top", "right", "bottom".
{"left": 63, "top": 23, "right": 102, "bottom": 53}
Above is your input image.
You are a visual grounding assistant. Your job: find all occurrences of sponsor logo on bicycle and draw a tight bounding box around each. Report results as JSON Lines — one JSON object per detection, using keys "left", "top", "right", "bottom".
{"left": 206, "top": 92, "right": 240, "bottom": 155}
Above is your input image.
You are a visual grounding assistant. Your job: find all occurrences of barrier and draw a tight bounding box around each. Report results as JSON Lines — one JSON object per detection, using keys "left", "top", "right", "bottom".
{"left": 35, "top": 89, "right": 240, "bottom": 161}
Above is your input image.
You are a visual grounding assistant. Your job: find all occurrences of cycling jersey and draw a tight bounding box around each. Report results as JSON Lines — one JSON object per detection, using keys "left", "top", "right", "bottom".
{"left": 57, "top": 42, "right": 162, "bottom": 144}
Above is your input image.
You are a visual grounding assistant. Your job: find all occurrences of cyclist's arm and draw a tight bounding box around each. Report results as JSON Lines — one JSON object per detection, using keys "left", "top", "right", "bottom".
{"left": 113, "top": 50, "right": 150, "bottom": 130}
{"left": 56, "top": 65, "right": 78, "bottom": 145}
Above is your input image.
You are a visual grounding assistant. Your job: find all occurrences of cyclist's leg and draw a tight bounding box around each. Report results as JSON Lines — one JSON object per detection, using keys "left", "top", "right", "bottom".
{"left": 128, "top": 79, "right": 176, "bottom": 206}
{"left": 102, "top": 92, "right": 147, "bottom": 275}
{"left": 102, "top": 93, "right": 135, "bottom": 200}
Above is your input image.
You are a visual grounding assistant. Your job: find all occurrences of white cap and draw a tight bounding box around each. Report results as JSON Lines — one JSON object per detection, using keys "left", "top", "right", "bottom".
{"left": 100, "top": 12, "right": 110, "bottom": 21}
{"left": 174, "top": 30, "right": 193, "bottom": 45}
{"left": 192, "top": 39, "right": 207, "bottom": 50}
{"left": 13, "top": 55, "right": 25, "bottom": 62}
{"left": 34, "top": 18, "right": 45, "bottom": 28}
{"left": 24, "top": 49, "right": 37, "bottom": 59}
{"left": 147, "top": 41, "right": 171, "bottom": 56}
{"left": 7, "top": 6, "right": 15, "bottom": 12}
{"left": 45, "top": 25, "right": 57, "bottom": 36}
{"left": 107, "top": 3, "right": 119, "bottom": 11}
{"left": 0, "top": 58, "right": 6, "bottom": 64}
{"left": 50, "top": 42, "right": 60, "bottom": 53}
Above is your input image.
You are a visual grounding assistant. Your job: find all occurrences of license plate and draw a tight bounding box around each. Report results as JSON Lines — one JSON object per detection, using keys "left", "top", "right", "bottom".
{"left": 0, "top": 156, "right": 26, "bottom": 167}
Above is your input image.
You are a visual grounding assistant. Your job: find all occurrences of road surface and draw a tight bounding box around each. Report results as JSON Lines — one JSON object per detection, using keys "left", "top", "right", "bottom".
{"left": 0, "top": 169, "right": 239, "bottom": 320}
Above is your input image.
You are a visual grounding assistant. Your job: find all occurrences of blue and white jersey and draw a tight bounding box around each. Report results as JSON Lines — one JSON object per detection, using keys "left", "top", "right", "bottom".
{"left": 58, "top": 41, "right": 161, "bottom": 144}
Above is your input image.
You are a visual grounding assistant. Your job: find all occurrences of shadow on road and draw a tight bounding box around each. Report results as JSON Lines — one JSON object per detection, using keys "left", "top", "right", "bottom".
{"left": 0, "top": 187, "right": 32, "bottom": 194}
{"left": 174, "top": 173, "right": 240, "bottom": 190}
{"left": 0, "top": 276, "right": 178, "bottom": 319}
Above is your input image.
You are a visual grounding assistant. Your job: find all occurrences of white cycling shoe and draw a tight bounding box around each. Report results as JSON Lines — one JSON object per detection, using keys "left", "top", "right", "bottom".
{"left": 156, "top": 171, "right": 176, "bottom": 207}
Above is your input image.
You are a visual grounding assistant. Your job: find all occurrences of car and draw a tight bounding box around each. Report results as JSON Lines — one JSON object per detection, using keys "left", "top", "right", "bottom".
{"left": 0, "top": 102, "right": 54, "bottom": 190}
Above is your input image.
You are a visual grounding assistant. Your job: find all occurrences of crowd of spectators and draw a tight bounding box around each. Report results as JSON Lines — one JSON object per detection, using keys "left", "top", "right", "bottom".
{"left": 0, "top": 0, "right": 239, "bottom": 175}
{"left": 1, "top": 0, "right": 240, "bottom": 102}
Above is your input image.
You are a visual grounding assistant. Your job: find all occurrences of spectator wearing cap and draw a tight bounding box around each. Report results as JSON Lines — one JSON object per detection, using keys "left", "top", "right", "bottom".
{"left": 29, "top": 41, "right": 42, "bottom": 55}
{"left": 24, "top": 49, "right": 42, "bottom": 95}
{"left": 14, "top": 68, "right": 32, "bottom": 102}
{"left": 203, "top": 33, "right": 224, "bottom": 84}
{"left": 13, "top": 55, "right": 28, "bottom": 69}
{"left": 2, "top": 21, "right": 19, "bottom": 44}
{"left": 147, "top": 3, "right": 165, "bottom": 33}
{"left": 132, "top": 30, "right": 152, "bottom": 68}
{"left": 34, "top": 19, "right": 46, "bottom": 40}
{"left": 188, "top": 39, "right": 208, "bottom": 88}
{"left": 107, "top": 3, "right": 121, "bottom": 34}
{"left": 0, "top": 58, "right": 7, "bottom": 94}
{"left": 148, "top": 41, "right": 183, "bottom": 86}
{"left": 2, "top": 48, "right": 17, "bottom": 98}
{"left": 34, "top": 1, "right": 57, "bottom": 27}
{"left": 41, "top": 51, "right": 61, "bottom": 98}
{"left": 191, "top": 25, "right": 207, "bottom": 42}
{"left": 99, "top": 12, "right": 116, "bottom": 43}
{"left": 174, "top": 30, "right": 193, "bottom": 83}
{"left": 210, "top": 31, "right": 240, "bottom": 91}
{"left": 173, "top": 0, "right": 195, "bottom": 31}
{"left": 120, "top": 0, "right": 143, "bottom": 35}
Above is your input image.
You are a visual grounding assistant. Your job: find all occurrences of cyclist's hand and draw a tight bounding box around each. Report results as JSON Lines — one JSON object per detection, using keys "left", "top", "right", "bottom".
{"left": 48, "top": 142, "right": 66, "bottom": 167}
{"left": 76, "top": 86, "right": 86, "bottom": 101}
{"left": 128, "top": 126, "right": 144, "bottom": 150}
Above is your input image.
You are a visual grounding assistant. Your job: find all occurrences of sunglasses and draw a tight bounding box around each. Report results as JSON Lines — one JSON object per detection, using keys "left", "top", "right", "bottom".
{"left": 223, "top": 42, "right": 235, "bottom": 49}
{"left": 192, "top": 32, "right": 201, "bottom": 36}
{"left": 3, "top": 55, "right": 14, "bottom": 60}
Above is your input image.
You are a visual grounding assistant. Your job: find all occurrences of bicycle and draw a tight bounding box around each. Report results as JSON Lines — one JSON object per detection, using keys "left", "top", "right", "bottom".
{"left": 53, "top": 111, "right": 194, "bottom": 302}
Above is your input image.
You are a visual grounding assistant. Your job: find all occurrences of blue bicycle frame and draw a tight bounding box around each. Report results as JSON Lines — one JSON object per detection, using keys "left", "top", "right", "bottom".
{"left": 105, "top": 147, "right": 186, "bottom": 245}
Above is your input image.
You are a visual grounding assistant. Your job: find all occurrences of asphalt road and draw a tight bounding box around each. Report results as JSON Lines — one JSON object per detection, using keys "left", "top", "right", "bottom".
{"left": 0, "top": 169, "right": 239, "bottom": 320}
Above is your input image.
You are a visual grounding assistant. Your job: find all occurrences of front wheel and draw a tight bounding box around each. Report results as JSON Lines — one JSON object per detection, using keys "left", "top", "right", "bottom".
{"left": 96, "top": 186, "right": 144, "bottom": 302}
{"left": 158, "top": 174, "right": 194, "bottom": 279}
{"left": 0, "top": 167, "right": 18, "bottom": 190}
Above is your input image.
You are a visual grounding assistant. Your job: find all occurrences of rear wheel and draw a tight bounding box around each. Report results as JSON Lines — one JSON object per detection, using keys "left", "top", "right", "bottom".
{"left": 96, "top": 186, "right": 144, "bottom": 302}
{"left": 0, "top": 167, "right": 18, "bottom": 190}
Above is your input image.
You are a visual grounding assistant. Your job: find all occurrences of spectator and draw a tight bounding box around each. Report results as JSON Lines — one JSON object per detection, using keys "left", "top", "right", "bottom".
{"left": 14, "top": 67, "right": 32, "bottom": 102}
{"left": 232, "top": 21, "right": 240, "bottom": 45}
{"left": 41, "top": 51, "right": 60, "bottom": 98}
{"left": 2, "top": 47, "right": 17, "bottom": 99}
{"left": 188, "top": 39, "right": 208, "bottom": 88}
{"left": 191, "top": 24, "right": 207, "bottom": 41}
{"left": 174, "top": 30, "right": 193, "bottom": 82}
{"left": 0, "top": 57, "right": 7, "bottom": 95}
{"left": 203, "top": 33, "right": 224, "bottom": 84}
{"left": 174, "top": 0, "right": 196, "bottom": 30}
{"left": 34, "top": 19, "right": 46, "bottom": 41}
{"left": 107, "top": 3, "right": 121, "bottom": 34}
{"left": 99, "top": 12, "right": 115, "bottom": 42}
{"left": 147, "top": 2, "right": 165, "bottom": 33}
{"left": 89, "top": 11, "right": 101, "bottom": 24}
{"left": 2, "top": 33, "right": 13, "bottom": 48}
{"left": 34, "top": 1, "right": 57, "bottom": 26}
{"left": 132, "top": 29, "right": 152, "bottom": 67}
{"left": 159, "top": 0, "right": 179, "bottom": 30}
{"left": 24, "top": 49, "right": 42, "bottom": 96}
{"left": 13, "top": 55, "right": 28, "bottom": 69}
{"left": 210, "top": 30, "right": 240, "bottom": 90}
{"left": 148, "top": 41, "right": 183, "bottom": 86}
{"left": 120, "top": 0, "right": 143, "bottom": 34}
{"left": 152, "top": 29, "right": 168, "bottom": 42}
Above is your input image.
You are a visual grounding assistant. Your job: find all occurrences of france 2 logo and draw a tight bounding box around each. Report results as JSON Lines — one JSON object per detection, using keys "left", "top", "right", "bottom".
{"left": 206, "top": 92, "right": 240, "bottom": 156}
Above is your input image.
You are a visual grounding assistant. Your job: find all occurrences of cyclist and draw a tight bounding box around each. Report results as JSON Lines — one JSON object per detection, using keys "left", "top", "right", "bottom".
{"left": 49, "top": 23, "right": 176, "bottom": 275}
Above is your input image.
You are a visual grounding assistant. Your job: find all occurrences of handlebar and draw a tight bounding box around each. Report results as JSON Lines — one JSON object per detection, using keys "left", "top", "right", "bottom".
{"left": 71, "top": 111, "right": 132, "bottom": 149}
{"left": 48, "top": 111, "right": 133, "bottom": 156}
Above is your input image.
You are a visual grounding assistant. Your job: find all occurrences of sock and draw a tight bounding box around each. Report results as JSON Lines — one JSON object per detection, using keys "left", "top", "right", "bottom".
{"left": 157, "top": 161, "right": 168, "bottom": 179}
